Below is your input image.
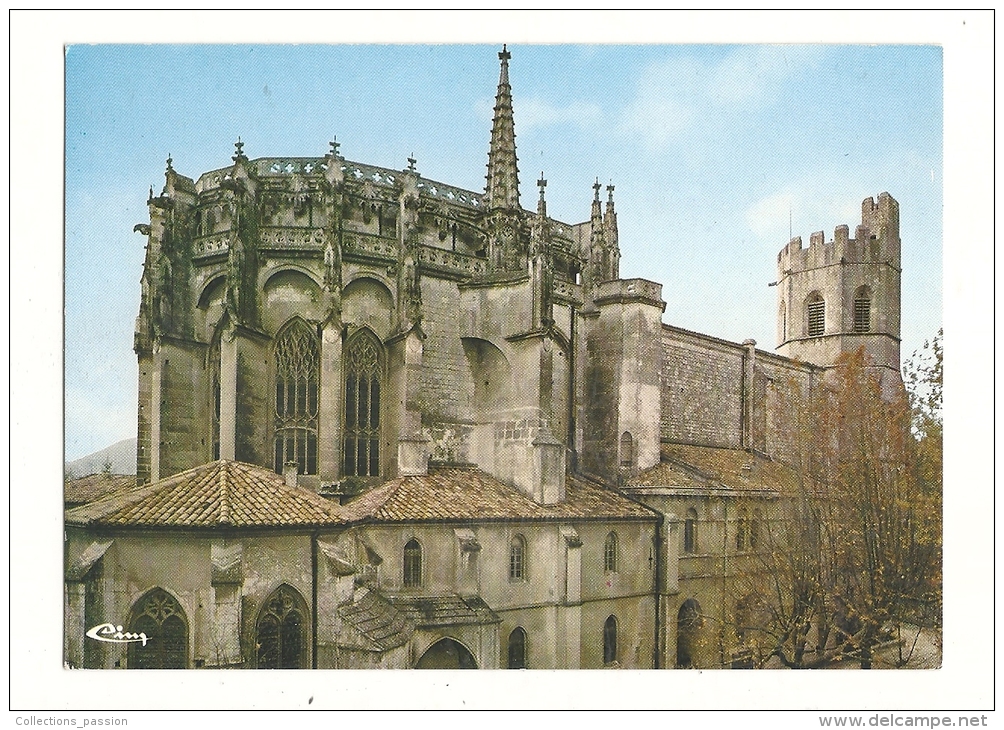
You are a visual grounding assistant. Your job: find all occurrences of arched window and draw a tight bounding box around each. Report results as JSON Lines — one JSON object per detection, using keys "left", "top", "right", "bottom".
{"left": 736, "top": 508, "right": 748, "bottom": 551}
{"left": 507, "top": 627, "right": 527, "bottom": 669}
{"left": 603, "top": 615, "right": 618, "bottom": 665}
{"left": 509, "top": 535, "right": 527, "bottom": 581}
{"left": 684, "top": 508, "right": 698, "bottom": 554}
{"left": 750, "top": 508, "right": 762, "bottom": 549}
{"left": 343, "top": 328, "right": 384, "bottom": 477}
{"left": 128, "top": 588, "right": 187, "bottom": 669}
{"left": 619, "top": 431, "right": 634, "bottom": 467}
{"left": 403, "top": 538, "right": 422, "bottom": 588}
{"left": 256, "top": 585, "right": 308, "bottom": 669}
{"left": 273, "top": 319, "right": 319, "bottom": 475}
{"left": 676, "top": 599, "right": 703, "bottom": 668}
{"left": 208, "top": 332, "right": 221, "bottom": 460}
{"left": 604, "top": 531, "right": 618, "bottom": 573}
{"left": 806, "top": 292, "right": 825, "bottom": 337}
{"left": 853, "top": 286, "right": 872, "bottom": 333}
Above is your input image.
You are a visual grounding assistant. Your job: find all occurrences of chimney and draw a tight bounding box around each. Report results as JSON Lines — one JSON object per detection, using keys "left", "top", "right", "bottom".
{"left": 283, "top": 461, "right": 298, "bottom": 489}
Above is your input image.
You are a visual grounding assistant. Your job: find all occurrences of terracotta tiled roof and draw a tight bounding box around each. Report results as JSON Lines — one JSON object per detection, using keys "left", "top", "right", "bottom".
{"left": 337, "top": 466, "right": 656, "bottom": 523}
{"left": 626, "top": 444, "right": 805, "bottom": 495}
{"left": 64, "top": 473, "right": 137, "bottom": 507}
{"left": 388, "top": 595, "right": 501, "bottom": 628}
{"left": 64, "top": 460, "right": 347, "bottom": 529}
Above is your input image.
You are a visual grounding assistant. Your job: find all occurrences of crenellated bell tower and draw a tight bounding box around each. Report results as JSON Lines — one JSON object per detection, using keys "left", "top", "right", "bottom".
{"left": 776, "top": 192, "right": 902, "bottom": 384}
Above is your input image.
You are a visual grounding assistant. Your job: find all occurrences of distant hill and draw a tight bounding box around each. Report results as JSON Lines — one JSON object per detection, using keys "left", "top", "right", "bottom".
{"left": 65, "top": 437, "right": 136, "bottom": 478}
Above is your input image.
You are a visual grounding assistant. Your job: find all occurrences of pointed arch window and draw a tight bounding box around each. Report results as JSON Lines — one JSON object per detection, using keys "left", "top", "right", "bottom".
{"left": 604, "top": 531, "right": 619, "bottom": 573}
{"left": 403, "top": 538, "right": 422, "bottom": 588}
{"left": 619, "top": 431, "right": 635, "bottom": 467}
{"left": 343, "top": 329, "right": 383, "bottom": 477}
{"left": 209, "top": 333, "right": 221, "bottom": 461}
{"left": 736, "top": 508, "right": 748, "bottom": 551}
{"left": 684, "top": 508, "right": 699, "bottom": 554}
{"left": 750, "top": 508, "right": 762, "bottom": 550}
{"left": 807, "top": 292, "right": 825, "bottom": 338}
{"left": 128, "top": 588, "right": 187, "bottom": 669}
{"left": 509, "top": 535, "right": 527, "bottom": 581}
{"left": 256, "top": 585, "right": 308, "bottom": 669}
{"left": 507, "top": 627, "right": 527, "bottom": 669}
{"left": 603, "top": 615, "right": 618, "bottom": 665}
{"left": 853, "top": 286, "right": 872, "bottom": 333}
{"left": 273, "top": 320, "right": 319, "bottom": 475}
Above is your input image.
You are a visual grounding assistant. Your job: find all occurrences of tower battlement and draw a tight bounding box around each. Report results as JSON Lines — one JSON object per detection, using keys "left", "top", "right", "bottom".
{"left": 775, "top": 193, "right": 902, "bottom": 379}
{"left": 777, "top": 192, "right": 900, "bottom": 277}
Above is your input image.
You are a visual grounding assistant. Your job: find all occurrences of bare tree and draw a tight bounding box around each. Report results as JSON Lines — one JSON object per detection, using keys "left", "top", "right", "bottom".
{"left": 732, "top": 347, "right": 942, "bottom": 669}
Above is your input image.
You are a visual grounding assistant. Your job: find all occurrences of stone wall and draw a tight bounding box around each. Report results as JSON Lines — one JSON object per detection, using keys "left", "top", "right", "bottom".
{"left": 660, "top": 327, "right": 745, "bottom": 449}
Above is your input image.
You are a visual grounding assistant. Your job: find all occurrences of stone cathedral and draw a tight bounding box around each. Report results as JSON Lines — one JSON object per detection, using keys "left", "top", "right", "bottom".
{"left": 64, "top": 47, "right": 903, "bottom": 671}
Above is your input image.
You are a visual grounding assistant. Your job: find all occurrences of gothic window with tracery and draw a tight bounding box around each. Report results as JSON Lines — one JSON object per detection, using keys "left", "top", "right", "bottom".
{"left": 256, "top": 585, "right": 307, "bottom": 669}
{"left": 343, "top": 329, "right": 383, "bottom": 477}
{"left": 128, "top": 588, "right": 187, "bottom": 669}
{"left": 273, "top": 320, "right": 319, "bottom": 475}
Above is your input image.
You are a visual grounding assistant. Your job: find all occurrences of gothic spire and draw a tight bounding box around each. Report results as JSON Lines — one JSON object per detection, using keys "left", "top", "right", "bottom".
{"left": 485, "top": 44, "right": 520, "bottom": 211}
{"left": 590, "top": 179, "right": 604, "bottom": 227}
{"left": 604, "top": 183, "right": 620, "bottom": 280}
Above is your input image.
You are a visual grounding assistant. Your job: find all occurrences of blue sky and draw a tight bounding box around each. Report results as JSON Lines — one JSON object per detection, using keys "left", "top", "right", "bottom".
{"left": 64, "top": 42, "right": 944, "bottom": 460}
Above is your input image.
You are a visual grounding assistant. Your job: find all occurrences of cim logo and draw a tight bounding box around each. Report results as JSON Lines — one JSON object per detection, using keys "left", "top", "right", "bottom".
{"left": 85, "top": 623, "right": 149, "bottom": 646}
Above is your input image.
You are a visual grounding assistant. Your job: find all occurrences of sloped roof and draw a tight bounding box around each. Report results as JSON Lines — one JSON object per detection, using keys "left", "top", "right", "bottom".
{"left": 65, "top": 540, "right": 113, "bottom": 581}
{"left": 388, "top": 594, "right": 501, "bottom": 628}
{"left": 337, "top": 465, "right": 656, "bottom": 523}
{"left": 338, "top": 588, "right": 414, "bottom": 652}
{"left": 627, "top": 443, "right": 805, "bottom": 495}
{"left": 64, "top": 460, "right": 347, "bottom": 529}
{"left": 64, "top": 473, "right": 137, "bottom": 507}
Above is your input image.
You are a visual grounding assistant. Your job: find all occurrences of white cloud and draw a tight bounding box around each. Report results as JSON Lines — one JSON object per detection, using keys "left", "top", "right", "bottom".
{"left": 619, "top": 46, "right": 824, "bottom": 151}
{"left": 745, "top": 182, "right": 862, "bottom": 248}
{"left": 745, "top": 189, "right": 797, "bottom": 241}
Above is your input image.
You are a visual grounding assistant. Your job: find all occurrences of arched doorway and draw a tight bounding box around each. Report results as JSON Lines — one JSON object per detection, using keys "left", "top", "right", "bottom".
{"left": 603, "top": 615, "right": 618, "bottom": 665}
{"left": 676, "top": 598, "right": 703, "bottom": 668}
{"left": 507, "top": 627, "right": 527, "bottom": 669}
{"left": 415, "top": 637, "right": 478, "bottom": 669}
{"left": 128, "top": 588, "right": 188, "bottom": 669}
{"left": 255, "top": 584, "right": 309, "bottom": 669}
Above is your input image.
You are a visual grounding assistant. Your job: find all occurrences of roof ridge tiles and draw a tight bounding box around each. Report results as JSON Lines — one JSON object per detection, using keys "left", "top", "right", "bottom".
{"left": 219, "top": 461, "right": 231, "bottom": 525}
